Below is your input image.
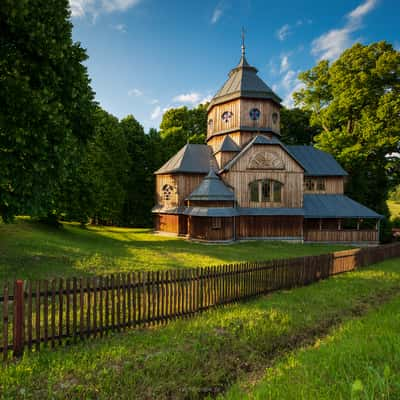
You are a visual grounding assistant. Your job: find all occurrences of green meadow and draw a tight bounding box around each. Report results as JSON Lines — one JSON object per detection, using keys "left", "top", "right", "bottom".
{"left": 0, "top": 218, "right": 349, "bottom": 282}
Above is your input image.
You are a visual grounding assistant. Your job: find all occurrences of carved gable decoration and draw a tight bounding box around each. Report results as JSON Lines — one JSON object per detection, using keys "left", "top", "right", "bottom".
{"left": 248, "top": 151, "right": 284, "bottom": 170}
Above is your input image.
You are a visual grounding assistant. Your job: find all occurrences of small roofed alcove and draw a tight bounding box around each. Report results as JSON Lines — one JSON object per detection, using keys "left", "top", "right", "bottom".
{"left": 184, "top": 169, "right": 237, "bottom": 241}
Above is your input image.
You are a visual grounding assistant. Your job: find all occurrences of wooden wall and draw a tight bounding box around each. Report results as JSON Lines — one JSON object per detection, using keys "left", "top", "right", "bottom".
{"left": 207, "top": 99, "right": 241, "bottom": 139}
{"left": 304, "top": 229, "right": 378, "bottom": 242}
{"left": 155, "top": 173, "right": 206, "bottom": 207}
{"left": 207, "top": 98, "right": 280, "bottom": 140}
{"left": 304, "top": 176, "right": 344, "bottom": 194}
{"left": 214, "top": 151, "right": 238, "bottom": 168}
{"left": 154, "top": 214, "right": 188, "bottom": 235}
{"left": 222, "top": 144, "right": 304, "bottom": 208}
{"left": 237, "top": 216, "right": 303, "bottom": 238}
{"left": 187, "top": 200, "right": 234, "bottom": 207}
{"left": 239, "top": 99, "right": 280, "bottom": 134}
{"left": 188, "top": 217, "right": 234, "bottom": 241}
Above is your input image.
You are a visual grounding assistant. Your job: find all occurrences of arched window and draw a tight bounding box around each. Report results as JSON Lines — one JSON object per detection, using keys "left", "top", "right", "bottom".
{"left": 249, "top": 179, "right": 283, "bottom": 203}
{"left": 162, "top": 184, "right": 174, "bottom": 201}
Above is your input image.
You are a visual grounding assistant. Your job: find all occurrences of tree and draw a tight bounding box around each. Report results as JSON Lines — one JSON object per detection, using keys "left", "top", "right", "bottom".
{"left": 293, "top": 42, "right": 400, "bottom": 227}
{"left": 159, "top": 104, "right": 208, "bottom": 159}
{"left": 280, "top": 108, "right": 319, "bottom": 145}
{"left": 0, "top": 0, "right": 95, "bottom": 221}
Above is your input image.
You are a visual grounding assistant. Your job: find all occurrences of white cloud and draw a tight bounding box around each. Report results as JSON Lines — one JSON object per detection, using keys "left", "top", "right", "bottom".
{"left": 128, "top": 88, "right": 143, "bottom": 96}
{"left": 211, "top": 7, "right": 223, "bottom": 24}
{"left": 113, "top": 23, "right": 127, "bottom": 33}
{"left": 150, "top": 106, "right": 162, "bottom": 120}
{"left": 173, "top": 92, "right": 202, "bottom": 104}
{"left": 69, "top": 0, "right": 140, "bottom": 18}
{"left": 276, "top": 24, "right": 291, "bottom": 41}
{"left": 281, "top": 70, "right": 296, "bottom": 91}
{"left": 150, "top": 99, "right": 159, "bottom": 104}
{"left": 280, "top": 55, "right": 290, "bottom": 73}
{"left": 282, "top": 81, "right": 304, "bottom": 108}
{"left": 199, "top": 94, "right": 212, "bottom": 105}
{"left": 312, "top": 0, "right": 378, "bottom": 60}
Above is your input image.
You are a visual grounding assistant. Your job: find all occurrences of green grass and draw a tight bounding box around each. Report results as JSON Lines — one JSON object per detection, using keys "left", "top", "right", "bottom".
{"left": 388, "top": 200, "right": 400, "bottom": 220}
{"left": 224, "top": 294, "right": 400, "bottom": 400}
{"left": 1, "top": 258, "right": 399, "bottom": 399}
{"left": 0, "top": 218, "right": 350, "bottom": 282}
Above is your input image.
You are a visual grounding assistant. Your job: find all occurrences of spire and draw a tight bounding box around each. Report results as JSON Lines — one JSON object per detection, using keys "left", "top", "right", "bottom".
{"left": 241, "top": 27, "right": 246, "bottom": 56}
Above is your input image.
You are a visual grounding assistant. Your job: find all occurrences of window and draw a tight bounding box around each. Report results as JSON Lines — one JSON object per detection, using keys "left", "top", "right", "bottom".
{"left": 249, "top": 108, "right": 261, "bottom": 121}
{"left": 304, "top": 178, "right": 314, "bottom": 191}
{"left": 272, "top": 112, "right": 279, "bottom": 124}
{"left": 316, "top": 178, "right": 325, "bottom": 191}
{"left": 162, "top": 184, "right": 174, "bottom": 201}
{"left": 212, "top": 217, "right": 222, "bottom": 229}
{"left": 221, "top": 111, "right": 233, "bottom": 123}
{"left": 249, "top": 179, "right": 283, "bottom": 203}
{"left": 304, "top": 177, "right": 325, "bottom": 191}
{"left": 250, "top": 181, "right": 259, "bottom": 202}
{"left": 208, "top": 119, "right": 213, "bottom": 131}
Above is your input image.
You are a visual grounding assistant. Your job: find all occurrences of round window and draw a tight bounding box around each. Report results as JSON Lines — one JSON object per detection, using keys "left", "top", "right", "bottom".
{"left": 249, "top": 108, "right": 261, "bottom": 121}
{"left": 221, "top": 111, "right": 233, "bottom": 123}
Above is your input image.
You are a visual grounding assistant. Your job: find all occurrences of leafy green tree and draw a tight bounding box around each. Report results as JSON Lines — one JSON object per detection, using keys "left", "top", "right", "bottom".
{"left": 160, "top": 104, "right": 207, "bottom": 158}
{"left": 0, "top": 0, "right": 95, "bottom": 221}
{"left": 280, "top": 108, "right": 319, "bottom": 145}
{"left": 294, "top": 42, "right": 400, "bottom": 233}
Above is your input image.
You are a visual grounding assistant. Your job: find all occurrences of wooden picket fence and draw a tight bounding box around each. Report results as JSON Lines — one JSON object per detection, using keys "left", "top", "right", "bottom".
{"left": 1, "top": 242, "right": 400, "bottom": 360}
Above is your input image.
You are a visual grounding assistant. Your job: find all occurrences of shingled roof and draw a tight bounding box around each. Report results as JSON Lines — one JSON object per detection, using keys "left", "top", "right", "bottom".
{"left": 187, "top": 169, "right": 235, "bottom": 201}
{"left": 214, "top": 136, "right": 241, "bottom": 153}
{"left": 208, "top": 54, "right": 281, "bottom": 110}
{"left": 288, "top": 146, "right": 348, "bottom": 176}
{"left": 304, "top": 195, "right": 382, "bottom": 219}
{"left": 155, "top": 144, "right": 217, "bottom": 175}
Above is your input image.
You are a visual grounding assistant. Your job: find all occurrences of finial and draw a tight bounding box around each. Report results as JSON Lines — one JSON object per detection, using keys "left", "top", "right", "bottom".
{"left": 241, "top": 27, "right": 246, "bottom": 56}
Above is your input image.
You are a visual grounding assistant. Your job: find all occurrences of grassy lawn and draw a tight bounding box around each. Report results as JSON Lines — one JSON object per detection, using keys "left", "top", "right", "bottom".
{"left": 0, "top": 258, "right": 399, "bottom": 399}
{"left": 0, "top": 218, "right": 350, "bottom": 282}
{"left": 224, "top": 294, "right": 400, "bottom": 400}
{"left": 388, "top": 200, "right": 400, "bottom": 220}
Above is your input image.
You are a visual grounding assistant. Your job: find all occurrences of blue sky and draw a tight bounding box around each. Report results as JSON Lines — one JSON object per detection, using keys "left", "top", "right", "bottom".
{"left": 69, "top": 0, "right": 399, "bottom": 131}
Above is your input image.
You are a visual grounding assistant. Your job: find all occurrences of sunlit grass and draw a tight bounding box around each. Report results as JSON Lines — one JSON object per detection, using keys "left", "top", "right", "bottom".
{"left": 0, "top": 218, "right": 350, "bottom": 282}
{"left": 224, "top": 294, "right": 400, "bottom": 400}
{"left": 0, "top": 258, "right": 399, "bottom": 399}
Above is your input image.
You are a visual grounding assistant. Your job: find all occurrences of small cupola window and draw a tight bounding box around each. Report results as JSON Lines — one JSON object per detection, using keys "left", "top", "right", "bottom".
{"left": 162, "top": 184, "right": 174, "bottom": 201}
{"left": 249, "top": 108, "right": 261, "bottom": 121}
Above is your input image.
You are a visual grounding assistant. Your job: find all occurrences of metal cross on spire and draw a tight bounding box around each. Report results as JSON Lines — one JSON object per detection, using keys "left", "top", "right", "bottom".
{"left": 241, "top": 27, "right": 246, "bottom": 56}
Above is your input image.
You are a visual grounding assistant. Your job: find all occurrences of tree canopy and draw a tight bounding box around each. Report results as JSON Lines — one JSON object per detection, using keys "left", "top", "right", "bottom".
{"left": 294, "top": 42, "right": 400, "bottom": 221}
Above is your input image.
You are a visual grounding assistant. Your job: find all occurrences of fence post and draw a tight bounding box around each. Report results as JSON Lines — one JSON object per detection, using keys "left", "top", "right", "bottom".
{"left": 13, "top": 280, "right": 25, "bottom": 358}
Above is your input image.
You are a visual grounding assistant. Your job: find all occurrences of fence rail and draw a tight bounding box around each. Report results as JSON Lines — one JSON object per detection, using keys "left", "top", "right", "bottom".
{"left": 2, "top": 242, "right": 400, "bottom": 360}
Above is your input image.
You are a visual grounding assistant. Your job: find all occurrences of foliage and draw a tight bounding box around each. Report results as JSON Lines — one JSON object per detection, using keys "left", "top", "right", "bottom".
{"left": 1, "top": 258, "right": 400, "bottom": 399}
{"left": 0, "top": 0, "right": 95, "bottom": 222}
{"left": 160, "top": 104, "right": 208, "bottom": 159}
{"left": 293, "top": 42, "right": 400, "bottom": 229}
{"left": 280, "top": 107, "right": 319, "bottom": 145}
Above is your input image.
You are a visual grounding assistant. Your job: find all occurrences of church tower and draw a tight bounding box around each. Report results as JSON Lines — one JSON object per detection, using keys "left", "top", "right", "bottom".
{"left": 207, "top": 34, "right": 282, "bottom": 167}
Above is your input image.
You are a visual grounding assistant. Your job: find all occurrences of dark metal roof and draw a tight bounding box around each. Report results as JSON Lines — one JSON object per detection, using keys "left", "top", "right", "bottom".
{"left": 208, "top": 55, "right": 281, "bottom": 110}
{"left": 184, "top": 207, "right": 238, "bottom": 217}
{"left": 155, "top": 144, "right": 217, "bottom": 175}
{"left": 238, "top": 208, "right": 304, "bottom": 216}
{"left": 151, "top": 205, "right": 186, "bottom": 214}
{"left": 304, "top": 195, "right": 382, "bottom": 219}
{"left": 215, "top": 136, "right": 241, "bottom": 153}
{"left": 221, "top": 135, "right": 306, "bottom": 172}
{"left": 187, "top": 169, "right": 235, "bottom": 201}
{"left": 288, "top": 146, "right": 348, "bottom": 176}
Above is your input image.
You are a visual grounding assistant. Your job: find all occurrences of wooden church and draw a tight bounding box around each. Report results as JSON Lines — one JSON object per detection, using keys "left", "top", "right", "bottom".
{"left": 152, "top": 41, "right": 382, "bottom": 243}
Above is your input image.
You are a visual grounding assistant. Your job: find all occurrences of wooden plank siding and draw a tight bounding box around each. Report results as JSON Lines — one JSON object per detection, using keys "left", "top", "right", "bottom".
{"left": 304, "top": 176, "right": 345, "bottom": 194}
{"left": 304, "top": 230, "right": 379, "bottom": 242}
{"left": 221, "top": 144, "right": 304, "bottom": 208}
{"left": 188, "top": 216, "right": 234, "bottom": 241}
{"left": 237, "top": 216, "right": 303, "bottom": 239}
{"left": 155, "top": 174, "right": 206, "bottom": 208}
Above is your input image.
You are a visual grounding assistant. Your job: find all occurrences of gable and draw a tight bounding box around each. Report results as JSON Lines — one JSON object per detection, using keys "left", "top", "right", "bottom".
{"left": 226, "top": 143, "right": 304, "bottom": 173}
